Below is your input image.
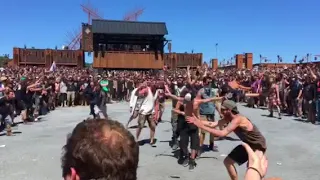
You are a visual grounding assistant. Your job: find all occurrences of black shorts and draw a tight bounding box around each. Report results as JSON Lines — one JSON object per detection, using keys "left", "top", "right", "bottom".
{"left": 178, "top": 115, "right": 200, "bottom": 151}
{"left": 228, "top": 144, "right": 266, "bottom": 166}
{"left": 189, "top": 128, "right": 199, "bottom": 150}
{"left": 16, "top": 100, "right": 26, "bottom": 111}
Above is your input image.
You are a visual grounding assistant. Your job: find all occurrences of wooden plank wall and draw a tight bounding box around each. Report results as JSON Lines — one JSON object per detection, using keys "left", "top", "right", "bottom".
{"left": 12, "top": 48, "right": 84, "bottom": 67}
{"left": 164, "top": 53, "right": 203, "bottom": 69}
{"left": 93, "top": 51, "right": 164, "bottom": 69}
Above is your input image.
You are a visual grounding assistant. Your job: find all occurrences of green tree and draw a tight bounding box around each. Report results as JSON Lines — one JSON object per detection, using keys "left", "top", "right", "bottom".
{"left": 0, "top": 54, "right": 10, "bottom": 66}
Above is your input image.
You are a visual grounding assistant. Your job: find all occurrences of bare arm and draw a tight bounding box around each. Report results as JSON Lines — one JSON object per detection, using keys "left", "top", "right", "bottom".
{"left": 198, "top": 96, "right": 223, "bottom": 104}
{"left": 165, "top": 84, "right": 184, "bottom": 101}
{"left": 153, "top": 89, "right": 160, "bottom": 100}
{"left": 29, "top": 88, "right": 42, "bottom": 92}
{"left": 187, "top": 66, "right": 197, "bottom": 85}
{"left": 166, "top": 93, "right": 184, "bottom": 102}
{"left": 172, "top": 101, "right": 185, "bottom": 116}
{"left": 308, "top": 66, "right": 317, "bottom": 80}
{"left": 202, "top": 118, "right": 227, "bottom": 128}
{"left": 187, "top": 115, "right": 240, "bottom": 137}
{"left": 276, "top": 84, "right": 280, "bottom": 100}
{"left": 239, "top": 85, "right": 252, "bottom": 91}
{"left": 202, "top": 67, "right": 207, "bottom": 78}
{"left": 297, "top": 88, "right": 303, "bottom": 99}
{"left": 27, "top": 83, "right": 39, "bottom": 90}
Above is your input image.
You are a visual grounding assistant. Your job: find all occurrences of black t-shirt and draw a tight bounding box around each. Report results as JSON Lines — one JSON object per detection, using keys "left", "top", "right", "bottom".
{"left": 25, "top": 90, "right": 34, "bottom": 106}
{"left": 15, "top": 84, "right": 27, "bottom": 101}
{"left": 66, "top": 82, "right": 76, "bottom": 91}
{"left": 117, "top": 80, "right": 124, "bottom": 91}
{"left": 127, "top": 81, "right": 134, "bottom": 90}
{"left": 303, "top": 83, "right": 316, "bottom": 101}
{"left": 290, "top": 81, "right": 303, "bottom": 98}
{"left": 0, "top": 97, "right": 13, "bottom": 117}
{"left": 220, "top": 83, "right": 231, "bottom": 96}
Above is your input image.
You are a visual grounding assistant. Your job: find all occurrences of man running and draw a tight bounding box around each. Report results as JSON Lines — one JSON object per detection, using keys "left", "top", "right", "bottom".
{"left": 186, "top": 100, "right": 266, "bottom": 180}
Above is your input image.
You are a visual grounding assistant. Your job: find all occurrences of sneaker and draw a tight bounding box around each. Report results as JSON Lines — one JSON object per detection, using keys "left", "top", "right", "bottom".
{"left": 209, "top": 143, "right": 219, "bottom": 152}
{"left": 182, "top": 158, "right": 189, "bottom": 167}
{"left": 189, "top": 159, "right": 197, "bottom": 170}
{"left": 177, "top": 156, "right": 184, "bottom": 165}
{"left": 171, "top": 138, "right": 179, "bottom": 150}
{"left": 267, "top": 113, "right": 273, "bottom": 117}
{"left": 172, "top": 143, "right": 179, "bottom": 150}
{"left": 150, "top": 140, "right": 156, "bottom": 147}
{"left": 178, "top": 156, "right": 189, "bottom": 167}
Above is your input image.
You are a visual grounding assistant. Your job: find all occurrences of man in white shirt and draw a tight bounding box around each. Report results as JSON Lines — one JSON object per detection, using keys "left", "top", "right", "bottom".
{"left": 135, "top": 84, "right": 160, "bottom": 146}
{"left": 126, "top": 82, "right": 145, "bottom": 128}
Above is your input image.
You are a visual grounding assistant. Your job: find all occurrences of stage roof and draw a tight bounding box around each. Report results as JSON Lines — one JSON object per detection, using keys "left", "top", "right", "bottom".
{"left": 92, "top": 19, "right": 168, "bottom": 36}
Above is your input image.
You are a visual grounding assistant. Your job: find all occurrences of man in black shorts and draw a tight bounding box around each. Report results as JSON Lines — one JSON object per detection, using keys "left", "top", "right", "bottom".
{"left": 187, "top": 100, "right": 266, "bottom": 180}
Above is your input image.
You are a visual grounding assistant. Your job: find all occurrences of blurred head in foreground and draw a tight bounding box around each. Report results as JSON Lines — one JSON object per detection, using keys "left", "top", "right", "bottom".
{"left": 61, "top": 118, "right": 139, "bottom": 180}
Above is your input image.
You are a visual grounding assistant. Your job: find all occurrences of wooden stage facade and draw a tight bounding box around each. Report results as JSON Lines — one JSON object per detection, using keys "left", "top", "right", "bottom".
{"left": 12, "top": 48, "right": 84, "bottom": 67}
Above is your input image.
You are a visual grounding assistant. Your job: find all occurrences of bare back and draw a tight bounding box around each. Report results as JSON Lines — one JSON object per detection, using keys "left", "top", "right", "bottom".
{"left": 184, "top": 101, "right": 200, "bottom": 118}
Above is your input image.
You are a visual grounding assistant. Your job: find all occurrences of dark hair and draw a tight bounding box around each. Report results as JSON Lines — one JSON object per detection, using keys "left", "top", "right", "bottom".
{"left": 202, "top": 77, "right": 208, "bottom": 83}
{"left": 231, "top": 109, "right": 239, "bottom": 115}
{"left": 61, "top": 118, "right": 139, "bottom": 180}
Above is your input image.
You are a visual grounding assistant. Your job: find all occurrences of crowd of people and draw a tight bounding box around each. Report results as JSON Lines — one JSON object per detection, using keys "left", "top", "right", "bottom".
{"left": 2, "top": 62, "right": 319, "bottom": 179}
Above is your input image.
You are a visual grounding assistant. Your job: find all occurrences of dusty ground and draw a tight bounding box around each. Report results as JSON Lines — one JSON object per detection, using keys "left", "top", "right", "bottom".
{"left": 1, "top": 102, "right": 320, "bottom": 180}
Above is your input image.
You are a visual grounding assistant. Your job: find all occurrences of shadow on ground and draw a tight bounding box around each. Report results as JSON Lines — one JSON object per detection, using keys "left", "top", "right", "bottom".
{"left": 0, "top": 131, "right": 22, "bottom": 136}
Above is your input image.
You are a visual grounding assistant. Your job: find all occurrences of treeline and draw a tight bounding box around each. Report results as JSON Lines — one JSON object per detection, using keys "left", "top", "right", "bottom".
{"left": 0, "top": 54, "right": 11, "bottom": 66}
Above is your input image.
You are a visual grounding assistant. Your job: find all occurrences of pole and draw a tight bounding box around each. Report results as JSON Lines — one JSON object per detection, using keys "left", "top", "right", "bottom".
{"left": 215, "top": 43, "right": 218, "bottom": 59}
{"left": 260, "top": 56, "right": 262, "bottom": 64}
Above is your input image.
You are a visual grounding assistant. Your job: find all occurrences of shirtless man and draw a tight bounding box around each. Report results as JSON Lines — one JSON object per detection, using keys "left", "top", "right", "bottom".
{"left": 186, "top": 100, "right": 267, "bottom": 180}
{"left": 165, "top": 85, "right": 222, "bottom": 170}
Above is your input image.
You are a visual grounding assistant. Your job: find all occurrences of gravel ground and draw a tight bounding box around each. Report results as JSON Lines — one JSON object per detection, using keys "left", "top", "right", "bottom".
{"left": 1, "top": 102, "right": 320, "bottom": 180}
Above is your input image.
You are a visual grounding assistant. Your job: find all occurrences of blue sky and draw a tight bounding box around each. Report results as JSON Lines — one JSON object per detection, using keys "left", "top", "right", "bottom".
{"left": 1, "top": 0, "right": 319, "bottom": 64}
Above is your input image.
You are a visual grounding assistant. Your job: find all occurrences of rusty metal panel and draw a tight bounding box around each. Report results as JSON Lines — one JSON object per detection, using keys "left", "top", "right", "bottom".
{"left": 12, "top": 48, "right": 84, "bottom": 67}
{"left": 212, "top": 59, "right": 218, "bottom": 70}
{"left": 171, "top": 53, "right": 203, "bottom": 68}
{"left": 236, "top": 54, "right": 244, "bottom": 69}
{"left": 52, "top": 50, "right": 82, "bottom": 65}
{"left": 245, "top": 53, "right": 253, "bottom": 69}
{"left": 163, "top": 53, "right": 203, "bottom": 69}
{"left": 93, "top": 51, "right": 163, "bottom": 69}
{"left": 82, "top": 24, "right": 93, "bottom": 52}
{"left": 13, "top": 48, "right": 20, "bottom": 66}
{"left": 19, "top": 49, "right": 46, "bottom": 65}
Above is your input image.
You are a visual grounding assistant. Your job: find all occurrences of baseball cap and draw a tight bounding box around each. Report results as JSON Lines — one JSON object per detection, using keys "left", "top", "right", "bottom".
{"left": 221, "top": 100, "right": 239, "bottom": 114}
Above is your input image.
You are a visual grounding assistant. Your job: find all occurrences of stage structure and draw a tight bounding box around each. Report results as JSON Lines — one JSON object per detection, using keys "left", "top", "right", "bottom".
{"left": 90, "top": 19, "right": 168, "bottom": 69}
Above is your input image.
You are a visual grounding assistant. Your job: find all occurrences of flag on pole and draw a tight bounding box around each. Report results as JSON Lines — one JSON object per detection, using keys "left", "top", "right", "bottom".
{"left": 49, "top": 61, "right": 57, "bottom": 72}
